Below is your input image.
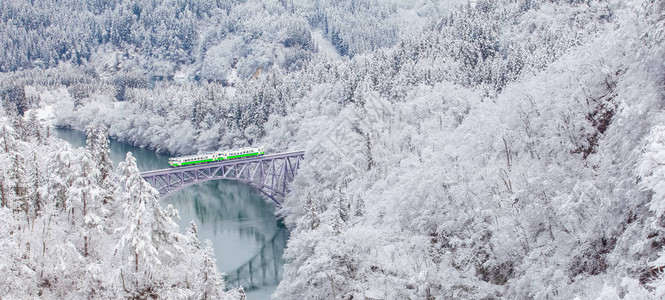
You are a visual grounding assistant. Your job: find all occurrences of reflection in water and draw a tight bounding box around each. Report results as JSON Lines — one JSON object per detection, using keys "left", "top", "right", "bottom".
{"left": 163, "top": 180, "right": 284, "bottom": 272}
{"left": 225, "top": 228, "right": 288, "bottom": 290}
{"left": 52, "top": 127, "right": 285, "bottom": 294}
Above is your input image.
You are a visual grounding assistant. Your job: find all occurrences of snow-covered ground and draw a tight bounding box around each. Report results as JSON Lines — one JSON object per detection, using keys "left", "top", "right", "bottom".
{"left": 311, "top": 30, "right": 341, "bottom": 60}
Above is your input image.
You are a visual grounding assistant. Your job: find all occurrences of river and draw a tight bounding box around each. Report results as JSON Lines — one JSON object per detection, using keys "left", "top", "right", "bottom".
{"left": 53, "top": 128, "right": 285, "bottom": 298}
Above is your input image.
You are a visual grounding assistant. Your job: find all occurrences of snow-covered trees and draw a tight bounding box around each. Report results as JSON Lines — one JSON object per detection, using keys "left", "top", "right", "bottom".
{"left": 115, "top": 151, "right": 174, "bottom": 297}
{"left": 272, "top": 1, "right": 665, "bottom": 299}
{"left": 0, "top": 107, "right": 242, "bottom": 298}
{"left": 3, "top": 0, "right": 665, "bottom": 298}
{"left": 639, "top": 125, "right": 665, "bottom": 225}
{"left": 197, "top": 241, "right": 232, "bottom": 300}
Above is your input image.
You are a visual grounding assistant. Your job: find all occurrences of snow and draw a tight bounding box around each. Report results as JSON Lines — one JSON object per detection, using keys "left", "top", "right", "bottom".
{"left": 35, "top": 105, "right": 56, "bottom": 126}
{"left": 32, "top": 87, "right": 73, "bottom": 125}
{"left": 311, "top": 30, "right": 341, "bottom": 60}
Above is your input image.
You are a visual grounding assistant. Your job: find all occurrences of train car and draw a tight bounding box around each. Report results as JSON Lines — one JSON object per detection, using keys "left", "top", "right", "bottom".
{"left": 169, "top": 146, "right": 265, "bottom": 167}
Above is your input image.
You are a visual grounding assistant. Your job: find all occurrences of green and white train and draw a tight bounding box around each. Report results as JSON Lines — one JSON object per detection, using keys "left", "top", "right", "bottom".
{"left": 168, "top": 146, "right": 265, "bottom": 167}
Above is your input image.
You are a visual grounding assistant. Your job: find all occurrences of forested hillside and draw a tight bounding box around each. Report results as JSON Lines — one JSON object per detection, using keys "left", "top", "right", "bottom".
{"left": 1, "top": 0, "right": 664, "bottom": 299}
{"left": 0, "top": 111, "right": 245, "bottom": 298}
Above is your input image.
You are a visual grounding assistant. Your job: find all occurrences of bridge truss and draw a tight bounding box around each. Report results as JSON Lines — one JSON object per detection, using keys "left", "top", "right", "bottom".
{"left": 140, "top": 151, "right": 305, "bottom": 205}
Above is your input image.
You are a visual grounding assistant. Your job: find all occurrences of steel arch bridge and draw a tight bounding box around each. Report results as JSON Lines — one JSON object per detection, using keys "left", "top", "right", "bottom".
{"left": 140, "top": 151, "right": 305, "bottom": 205}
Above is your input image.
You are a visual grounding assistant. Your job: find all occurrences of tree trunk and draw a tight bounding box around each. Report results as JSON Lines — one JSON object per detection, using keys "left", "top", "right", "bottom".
{"left": 135, "top": 218, "right": 141, "bottom": 272}
{"left": 3, "top": 127, "right": 8, "bottom": 152}
{"left": 0, "top": 178, "right": 6, "bottom": 208}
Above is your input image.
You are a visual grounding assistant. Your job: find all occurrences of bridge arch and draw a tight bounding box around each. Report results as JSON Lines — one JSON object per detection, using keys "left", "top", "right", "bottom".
{"left": 140, "top": 151, "right": 305, "bottom": 205}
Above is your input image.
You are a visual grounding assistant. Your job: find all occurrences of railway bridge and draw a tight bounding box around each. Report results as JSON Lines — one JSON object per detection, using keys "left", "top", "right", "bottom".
{"left": 140, "top": 150, "right": 305, "bottom": 205}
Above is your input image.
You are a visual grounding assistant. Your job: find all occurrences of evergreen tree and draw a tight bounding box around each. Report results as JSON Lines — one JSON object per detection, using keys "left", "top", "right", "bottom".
{"left": 11, "top": 153, "right": 28, "bottom": 217}
{"left": 354, "top": 195, "right": 364, "bottom": 217}
{"left": 115, "top": 152, "right": 160, "bottom": 296}
{"left": 26, "top": 110, "right": 42, "bottom": 142}
{"left": 199, "top": 240, "right": 226, "bottom": 300}
{"left": 0, "top": 172, "right": 8, "bottom": 209}
{"left": 0, "top": 124, "right": 16, "bottom": 153}
{"left": 85, "top": 123, "right": 97, "bottom": 155}
{"left": 29, "top": 153, "right": 43, "bottom": 217}
{"left": 48, "top": 148, "right": 76, "bottom": 212}
{"left": 67, "top": 150, "right": 101, "bottom": 258}
{"left": 187, "top": 221, "right": 201, "bottom": 250}
{"left": 93, "top": 124, "right": 114, "bottom": 205}
{"left": 304, "top": 192, "right": 320, "bottom": 230}
{"left": 115, "top": 151, "right": 184, "bottom": 298}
